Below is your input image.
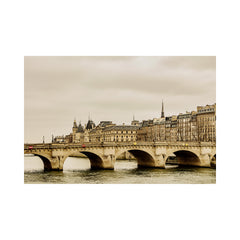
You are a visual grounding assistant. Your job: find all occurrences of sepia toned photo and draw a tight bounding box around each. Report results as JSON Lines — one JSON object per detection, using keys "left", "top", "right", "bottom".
{"left": 24, "top": 56, "right": 216, "bottom": 184}
{"left": 3, "top": 1, "right": 240, "bottom": 240}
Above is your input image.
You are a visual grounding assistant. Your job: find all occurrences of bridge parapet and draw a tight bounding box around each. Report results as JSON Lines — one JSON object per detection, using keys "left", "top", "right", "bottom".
{"left": 24, "top": 141, "right": 215, "bottom": 150}
{"left": 24, "top": 141, "right": 216, "bottom": 171}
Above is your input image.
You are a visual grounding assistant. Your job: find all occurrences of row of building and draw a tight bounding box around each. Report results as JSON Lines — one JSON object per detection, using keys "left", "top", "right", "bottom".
{"left": 53, "top": 103, "right": 216, "bottom": 144}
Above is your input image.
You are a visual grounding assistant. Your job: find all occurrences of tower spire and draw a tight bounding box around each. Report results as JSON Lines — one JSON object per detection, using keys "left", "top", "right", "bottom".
{"left": 73, "top": 118, "right": 77, "bottom": 128}
{"left": 161, "top": 99, "right": 165, "bottom": 118}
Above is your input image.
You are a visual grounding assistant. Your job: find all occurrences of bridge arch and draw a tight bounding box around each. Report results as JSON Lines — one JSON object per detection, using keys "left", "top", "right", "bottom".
{"left": 80, "top": 151, "right": 105, "bottom": 169}
{"left": 166, "top": 150, "right": 201, "bottom": 167}
{"left": 33, "top": 154, "right": 52, "bottom": 171}
{"left": 210, "top": 153, "right": 216, "bottom": 167}
{"left": 129, "top": 150, "right": 156, "bottom": 167}
{"left": 116, "top": 148, "right": 156, "bottom": 168}
{"left": 210, "top": 153, "right": 216, "bottom": 161}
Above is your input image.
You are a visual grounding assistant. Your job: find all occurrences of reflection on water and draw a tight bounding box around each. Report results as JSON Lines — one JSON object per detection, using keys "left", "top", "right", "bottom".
{"left": 24, "top": 156, "right": 216, "bottom": 184}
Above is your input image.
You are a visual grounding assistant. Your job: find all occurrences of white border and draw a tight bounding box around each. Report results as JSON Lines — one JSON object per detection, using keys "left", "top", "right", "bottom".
{"left": 1, "top": 1, "right": 240, "bottom": 240}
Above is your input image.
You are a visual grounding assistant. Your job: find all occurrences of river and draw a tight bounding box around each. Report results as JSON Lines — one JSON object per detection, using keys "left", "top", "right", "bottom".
{"left": 24, "top": 156, "right": 216, "bottom": 184}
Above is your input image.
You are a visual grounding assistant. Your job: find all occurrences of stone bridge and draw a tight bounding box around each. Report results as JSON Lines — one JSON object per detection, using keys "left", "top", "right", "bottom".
{"left": 24, "top": 142, "right": 216, "bottom": 171}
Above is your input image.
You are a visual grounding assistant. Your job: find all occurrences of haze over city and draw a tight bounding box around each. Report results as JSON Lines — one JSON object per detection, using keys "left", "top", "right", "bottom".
{"left": 24, "top": 56, "right": 216, "bottom": 143}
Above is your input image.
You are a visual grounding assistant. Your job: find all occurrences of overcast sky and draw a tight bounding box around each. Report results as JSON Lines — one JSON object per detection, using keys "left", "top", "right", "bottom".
{"left": 24, "top": 56, "right": 216, "bottom": 143}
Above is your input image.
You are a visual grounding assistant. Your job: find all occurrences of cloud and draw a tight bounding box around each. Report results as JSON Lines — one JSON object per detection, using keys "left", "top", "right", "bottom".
{"left": 24, "top": 56, "right": 216, "bottom": 142}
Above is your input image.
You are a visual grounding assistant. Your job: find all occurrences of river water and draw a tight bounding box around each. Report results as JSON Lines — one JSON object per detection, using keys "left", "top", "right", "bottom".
{"left": 24, "top": 156, "right": 216, "bottom": 184}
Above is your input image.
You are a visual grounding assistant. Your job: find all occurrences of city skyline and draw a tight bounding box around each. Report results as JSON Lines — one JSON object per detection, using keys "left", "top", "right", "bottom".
{"left": 24, "top": 56, "right": 216, "bottom": 143}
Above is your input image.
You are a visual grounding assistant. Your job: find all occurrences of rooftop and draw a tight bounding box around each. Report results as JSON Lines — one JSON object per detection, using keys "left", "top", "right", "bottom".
{"left": 103, "top": 125, "right": 140, "bottom": 132}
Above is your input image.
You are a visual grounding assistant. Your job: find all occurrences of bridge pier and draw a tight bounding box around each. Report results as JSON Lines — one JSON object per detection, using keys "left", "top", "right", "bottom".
{"left": 137, "top": 155, "right": 166, "bottom": 168}
{"left": 154, "top": 154, "right": 166, "bottom": 168}
{"left": 48, "top": 156, "right": 67, "bottom": 171}
{"left": 102, "top": 154, "right": 115, "bottom": 170}
{"left": 91, "top": 154, "right": 115, "bottom": 170}
{"left": 198, "top": 154, "right": 211, "bottom": 167}
{"left": 90, "top": 156, "right": 115, "bottom": 170}
{"left": 130, "top": 151, "right": 166, "bottom": 169}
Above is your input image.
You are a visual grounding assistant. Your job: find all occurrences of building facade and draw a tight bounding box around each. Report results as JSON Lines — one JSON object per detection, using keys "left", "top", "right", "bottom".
{"left": 102, "top": 125, "right": 139, "bottom": 142}
{"left": 52, "top": 103, "right": 216, "bottom": 144}
{"left": 197, "top": 103, "right": 216, "bottom": 142}
{"left": 136, "top": 103, "right": 216, "bottom": 143}
{"left": 177, "top": 111, "right": 197, "bottom": 142}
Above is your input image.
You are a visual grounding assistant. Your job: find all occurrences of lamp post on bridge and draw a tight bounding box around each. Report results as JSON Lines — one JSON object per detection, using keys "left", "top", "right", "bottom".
{"left": 43, "top": 136, "right": 45, "bottom": 144}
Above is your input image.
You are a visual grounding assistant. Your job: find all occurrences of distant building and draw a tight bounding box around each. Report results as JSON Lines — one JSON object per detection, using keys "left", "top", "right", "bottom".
{"left": 197, "top": 103, "right": 216, "bottom": 142}
{"left": 89, "top": 121, "right": 115, "bottom": 142}
{"left": 74, "top": 122, "right": 84, "bottom": 143}
{"left": 53, "top": 135, "right": 65, "bottom": 143}
{"left": 170, "top": 115, "right": 177, "bottom": 142}
{"left": 137, "top": 120, "right": 153, "bottom": 141}
{"left": 136, "top": 103, "right": 216, "bottom": 143}
{"left": 102, "top": 125, "right": 139, "bottom": 142}
{"left": 53, "top": 102, "right": 216, "bottom": 144}
{"left": 177, "top": 111, "right": 197, "bottom": 141}
{"left": 131, "top": 115, "right": 140, "bottom": 126}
